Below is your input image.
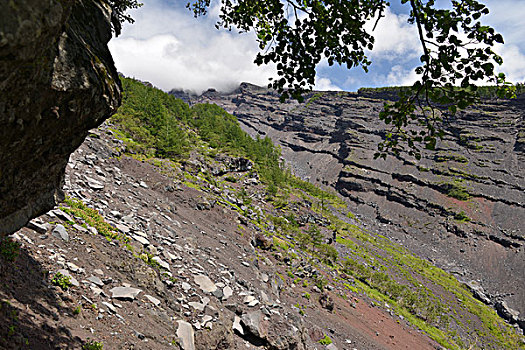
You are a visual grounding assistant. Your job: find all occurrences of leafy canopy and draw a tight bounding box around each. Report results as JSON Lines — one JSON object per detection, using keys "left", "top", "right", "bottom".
{"left": 186, "top": 0, "right": 514, "bottom": 158}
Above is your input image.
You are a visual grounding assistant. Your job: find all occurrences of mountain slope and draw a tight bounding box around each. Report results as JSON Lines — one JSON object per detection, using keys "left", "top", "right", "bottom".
{"left": 196, "top": 83, "right": 525, "bottom": 327}
{"left": 1, "top": 78, "right": 523, "bottom": 349}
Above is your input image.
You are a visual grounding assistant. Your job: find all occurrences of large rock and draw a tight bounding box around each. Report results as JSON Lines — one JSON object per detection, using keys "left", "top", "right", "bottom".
{"left": 109, "top": 286, "right": 142, "bottom": 301}
{"left": 195, "top": 313, "right": 234, "bottom": 350}
{"left": 239, "top": 311, "right": 309, "bottom": 350}
{"left": 194, "top": 274, "right": 217, "bottom": 293}
{"left": 177, "top": 320, "right": 195, "bottom": 350}
{"left": 240, "top": 311, "right": 269, "bottom": 339}
{"left": 0, "top": 0, "right": 121, "bottom": 234}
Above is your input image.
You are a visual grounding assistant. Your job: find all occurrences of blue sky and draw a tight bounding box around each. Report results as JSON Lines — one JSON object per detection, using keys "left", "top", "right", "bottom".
{"left": 109, "top": 0, "right": 525, "bottom": 93}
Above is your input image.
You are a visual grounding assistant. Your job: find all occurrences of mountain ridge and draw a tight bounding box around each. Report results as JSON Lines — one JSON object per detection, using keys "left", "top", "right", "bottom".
{"left": 194, "top": 83, "right": 525, "bottom": 327}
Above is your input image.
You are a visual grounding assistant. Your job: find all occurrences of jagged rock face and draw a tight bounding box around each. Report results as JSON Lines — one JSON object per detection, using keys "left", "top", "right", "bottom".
{"left": 0, "top": 0, "right": 121, "bottom": 234}
{"left": 197, "top": 83, "right": 525, "bottom": 317}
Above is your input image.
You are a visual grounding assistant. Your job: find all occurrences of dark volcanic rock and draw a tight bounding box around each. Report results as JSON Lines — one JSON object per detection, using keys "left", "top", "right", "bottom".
{"left": 196, "top": 83, "right": 525, "bottom": 320}
{"left": 0, "top": 0, "right": 121, "bottom": 234}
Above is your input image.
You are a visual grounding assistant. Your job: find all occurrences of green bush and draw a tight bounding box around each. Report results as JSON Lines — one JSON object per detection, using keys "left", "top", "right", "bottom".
{"left": 82, "top": 340, "right": 103, "bottom": 350}
{"left": 307, "top": 225, "right": 323, "bottom": 249}
{"left": 296, "top": 232, "right": 312, "bottom": 249}
{"left": 318, "top": 244, "right": 338, "bottom": 265}
{"left": 0, "top": 238, "right": 20, "bottom": 262}
{"left": 441, "top": 181, "right": 470, "bottom": 201}
{"left": 51, "top": 272, "right": 73, "bottom": 291}
{"left": 63, "top": 197, "right": 126, "bottom": 242}
{"left": 454, "top": 211, "right": 471, "bottom": 222}
{"left": 319, "top": 335, "right": 332, "bottom": 345}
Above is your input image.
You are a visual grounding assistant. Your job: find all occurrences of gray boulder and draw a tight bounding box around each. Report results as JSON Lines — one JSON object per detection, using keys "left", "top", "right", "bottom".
{"left": 0, "top": 0, "right": 121, "bottom": 235}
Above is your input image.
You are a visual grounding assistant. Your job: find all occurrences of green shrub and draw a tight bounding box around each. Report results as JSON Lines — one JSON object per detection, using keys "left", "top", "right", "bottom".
{"left": 296, "top": 232, "right": 312, "bottom": 249}
{"left": 454, "top": 211, "right": 471, "bottom": 222}
{"left": 319, "top": 335, "right": 332, "bottom": 345}
{"left": 224, "top": 175, "right": 237, "bottom": 183}
{"left": 441, "top": 181, "right": 470, "bottom": 201}
{"left": 82, "top": 340, "right": 103, "bottom": 350}
{"left": 0, "top": 238, "right": 20, "bottom": 262}
{"left": 314, "top": 275, "right": 328, "bottom": 291}
{"left": 63, "top": 197, "right": 127, "bottom": 242}
{"left": 307, "top": 225, "right": 323, "bottom": 249}
{"left": 52, "top": 272, "right": 72, "bottom": 291}
{"left": 318, "top": 244, "right": 338, "bottom": 265}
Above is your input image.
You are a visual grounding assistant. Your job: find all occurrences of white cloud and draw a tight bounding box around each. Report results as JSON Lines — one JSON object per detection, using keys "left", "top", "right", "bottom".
{"left": 109, "top": 0, "right": 276, "bottom": 93}
{"left": 385, "top": 65, "right": 419, "bottom": 86}
{"left": 495, "top": 44, "right": 525, "bottom": 83}
{"left": 314, "top": 77, "right": 342, "bottom": 91}
{"left": 365, "top": 8, "right": 421, "bottom": 61}
{"left": 483, "top": 1, "right": 525, "bottom": 83}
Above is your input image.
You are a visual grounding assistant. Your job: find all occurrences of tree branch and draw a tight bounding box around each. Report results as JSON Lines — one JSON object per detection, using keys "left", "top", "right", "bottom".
{"left": 410, "top": 0, "right": 430, "bottom": 60}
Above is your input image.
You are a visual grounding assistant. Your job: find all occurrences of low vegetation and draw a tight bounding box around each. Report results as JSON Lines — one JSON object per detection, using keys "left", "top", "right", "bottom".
{"left": 51, "top": 272, "right": 72, "bottom": 291}
{"left": 0, "top": 238, "right": 20, "bottom": 263}
{"left": 82, "top": 340, "right": 103, "bottom": 350}
{"left": 441, "top": 180, "right": 471, "bottom": 201}
{"left": 318, "top": 335, "right": 332, "bottom": 345}
{"left": 62, "top": 197, "right": 128, "bottom": 242}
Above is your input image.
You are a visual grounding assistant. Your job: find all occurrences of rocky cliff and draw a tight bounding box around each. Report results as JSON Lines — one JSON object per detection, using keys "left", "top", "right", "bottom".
{"left": 196, "top": 83, "right": 525, "bottom": 326}
{"left": 0, "top": 0, "right": 121, "bottom": 234}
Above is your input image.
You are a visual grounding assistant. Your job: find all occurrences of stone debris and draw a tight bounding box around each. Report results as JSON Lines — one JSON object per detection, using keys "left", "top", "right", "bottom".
{"left": 222, "top": 286, "right": 233, "bottom": 300}
{"left": 152, "top": 256, "right": 170, "bottom": 270}
{"left": 52, "top": 224, "right": 69, "bottom": 242}
{"left": 188, "top": 301, "right": 206, "bottom": 311}
{"left": 85, "top": 176, "right": 105, "bottom": 190}
{"left": 182, "top": 282, "right": 192, "bottom": 292}
{"left": 109, "top": 286, "right": 142, "bottom": 301}
{"left": 240, "top": 311, "right": 268, "bottom": 339}
{"left": 145, "top": 294, "right": 161, "bottom": 307}
{"left": 52, "top": 209, "right": 74, "bottom": 222}
{"left": 176, "top": 320, "right": 195, "bottom": 350}
{"left": 87, "top": 276, "right": 104, "bottom": 287}
{"left": 194, "top": 274, "right": 217, "bottom": 293}
{"left": 26, "top": 220, "right": 47, "bottom": 234}
{"left": 116, "top": 223, "right": 130, "bottom": 234}
{"left": 232, "top": 316, "right": 244, "bottom": 335}
{"left": 132, "top": 234, "right": 150, "bottom": 246}
{"left": 102, "top": 301, "right": 117, "bottom": 314}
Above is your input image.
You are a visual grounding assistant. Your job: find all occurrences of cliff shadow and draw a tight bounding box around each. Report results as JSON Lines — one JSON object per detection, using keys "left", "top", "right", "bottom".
{"left": 0, "top": 244, "right": 82, "bottom": 349}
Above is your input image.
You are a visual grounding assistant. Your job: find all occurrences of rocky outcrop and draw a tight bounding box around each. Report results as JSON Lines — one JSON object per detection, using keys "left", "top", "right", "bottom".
{"left": 196, "top": 83, "right": 525, "bottom": 320}
{"left": 0, "top": 0, "right": 120, "bottom": 234}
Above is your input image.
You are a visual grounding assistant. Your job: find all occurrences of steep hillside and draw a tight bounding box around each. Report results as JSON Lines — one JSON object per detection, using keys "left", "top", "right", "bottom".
{"left": 195, "top": 84, "right": 525, "bottom": 330}
{"left": 1, "top": 78, "right": 523, "bottom": 349}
